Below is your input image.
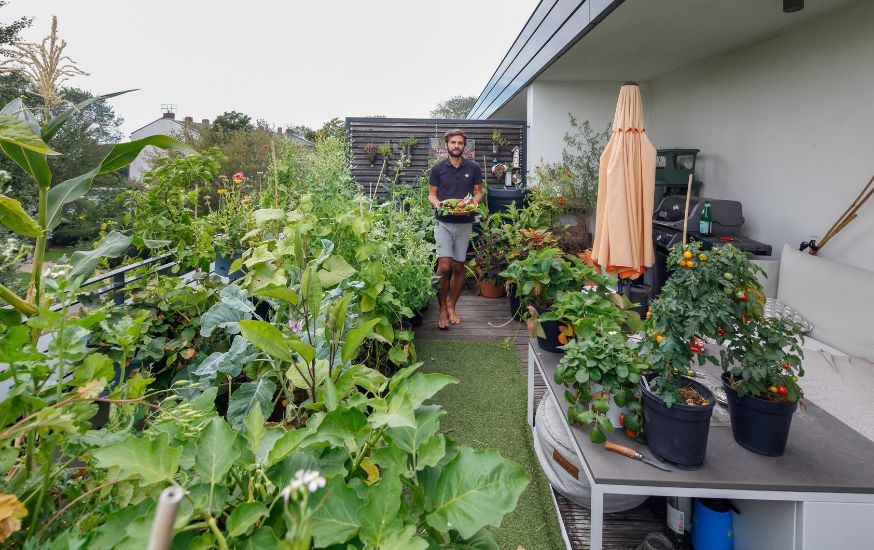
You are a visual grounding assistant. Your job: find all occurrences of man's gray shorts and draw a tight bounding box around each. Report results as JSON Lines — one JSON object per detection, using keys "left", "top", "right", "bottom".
{"left": 434, "top": 221, "right": 473, "bottom": 262}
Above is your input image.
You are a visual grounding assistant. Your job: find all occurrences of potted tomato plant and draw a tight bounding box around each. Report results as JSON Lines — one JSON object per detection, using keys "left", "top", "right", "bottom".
{"left": 638, "top": 241, "right": 743, "bottom": 468}
{"left": 718, "top": 317, "right": 804, "bottom": 456}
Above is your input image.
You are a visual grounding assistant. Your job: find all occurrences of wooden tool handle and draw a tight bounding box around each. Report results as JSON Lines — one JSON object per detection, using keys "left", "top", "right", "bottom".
{"left": 604, "top": 442, "right": 638, "bottom": 459}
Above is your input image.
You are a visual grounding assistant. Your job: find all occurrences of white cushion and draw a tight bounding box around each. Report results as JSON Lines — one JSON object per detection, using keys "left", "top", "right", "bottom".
{"left": 799, "top": 349, "right": 874, "bottom": 442}
{"left": 776, "top": 245, "right": 874, "bottom": 362}
{"left": 801, "top": 336, "right": 848, "bottom": 357}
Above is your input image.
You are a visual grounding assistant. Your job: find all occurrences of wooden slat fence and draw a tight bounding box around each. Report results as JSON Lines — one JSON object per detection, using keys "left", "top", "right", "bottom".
{"left": 345, "top": 117, "right": 526, "bottom": 200}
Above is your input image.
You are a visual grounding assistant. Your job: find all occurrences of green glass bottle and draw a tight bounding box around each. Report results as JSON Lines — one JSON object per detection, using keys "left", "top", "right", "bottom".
{"left": 699, "top": 201, "right": 712, "bottom": 236}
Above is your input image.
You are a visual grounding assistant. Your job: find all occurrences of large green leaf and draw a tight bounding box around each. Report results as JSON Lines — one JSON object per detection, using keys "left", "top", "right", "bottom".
{"left": 67, "top": 230, "right": 132, "bottom": 282}
{"left": 380, "top": 524, "right": 429, "bottom": 550}
{"left": 45, "top": 167, "right": 99, "bottom": 230}
{"left": 0, "top": 196, "right": 41, "bottom": 237}
{"left": 309, "top": 407, "right": 369, "bottom": 449}
{"left": 266, "top": 427, "right": 313, "bottom": 467}
{"left": 98, "top": 134, "right": 193, "bottom": 174}
{"left": 252, "top": 285, "right": 299, "bottom": 305}
{"left": 358, "top": 473, "right": 403, "bottom": 547}
{"left": 310, "top": 477, "right": 363, "bottom": 547}
{"left": 0, "top": 113, "right": 59, "bottom": 155}
{"left": 226, "top": 501, "right": 268, "bottom": 537}
{"left": 395, "top": 373, "right": 458, "bottom": 408}
{"left": 317, "top": 255, "right": 357, "bottom": 288}
{"left": 237, "top": 320, "right": 293, "bottom": 362}
{"left": 341, "top": 318, "right": 381, "bottom": 363}
{"left": 42, "top": 89, "right": 135, "bottom": 142}
{"left": 424, "top": 447, "right": 530, "bottom": 538}
{"left": 386, "top": 404, "right": 443, "bottom": 455}
{"left": 226, "top": 378, "right": 276, "bottom": 431}
{"left": 195, "top": 418, "right": 240, "bottom": 484}
{"left": 0, "top": 99, "right": 52, "bottom": 188}
{"left": 92, "top": 432, "right": 181, "bottom": 486}
{"left": 369, "top": 393, "right": 416, "bottom": 430}
{"left": 244, "top": 402, "right": 265, "bottom": 456}
{"left": 0, "top": 140, "right": 52, "bottom": 189}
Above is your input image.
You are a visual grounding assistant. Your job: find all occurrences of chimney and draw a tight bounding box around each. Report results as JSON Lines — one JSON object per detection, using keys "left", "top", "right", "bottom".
{"left": 162, "top": 112, "right": 176, "bottom": 119}
{"left": 277, "top": 127, "right": 283, "bottom": 134}
{"left": 201, "top": 118, "right": 209, "bottom": 125}
{"left": 183, "top": 116, "right": 193, "bottom": 123}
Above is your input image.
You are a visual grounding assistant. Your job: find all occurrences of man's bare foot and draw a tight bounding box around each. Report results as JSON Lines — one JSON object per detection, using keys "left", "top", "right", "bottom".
{"left": 447, "top": 306, "right": 461, "bottom": 325}
{"left": 438, "top": 308, "right": 449, "bottom": 330}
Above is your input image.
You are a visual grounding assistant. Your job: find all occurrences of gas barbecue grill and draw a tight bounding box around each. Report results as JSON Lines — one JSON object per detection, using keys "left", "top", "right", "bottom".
{"left": 645, "top": 196, "right": 772, "bottom": 296}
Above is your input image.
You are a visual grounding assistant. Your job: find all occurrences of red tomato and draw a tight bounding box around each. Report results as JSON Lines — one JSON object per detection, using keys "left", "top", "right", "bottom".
{"left": 778, "top": 386, "right": 787, "bottom": 395}
{"left": 619, "top": 414, "right": 625, "bottom": 427}
{"left": 626, "top": 429, "right": 637, "bottom": 437}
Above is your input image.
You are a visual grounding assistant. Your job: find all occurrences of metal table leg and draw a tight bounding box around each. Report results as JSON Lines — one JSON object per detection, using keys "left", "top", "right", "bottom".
{"left": 528, "top": 344, "right": 535, "bottom": 428}
{"left": 590, "top": 487, "right": 604, "bottom": 550}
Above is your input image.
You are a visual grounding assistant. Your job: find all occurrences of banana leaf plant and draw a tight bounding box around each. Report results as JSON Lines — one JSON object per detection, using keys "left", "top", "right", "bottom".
{"left": 0, "top": 92, "right": 194, "bottom": 327}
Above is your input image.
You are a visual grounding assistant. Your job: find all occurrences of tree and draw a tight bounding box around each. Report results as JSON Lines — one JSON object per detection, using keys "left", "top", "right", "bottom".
{"left": 212, "top": 110, "right": 253, "bottom": 132}
{"left": 0, "top": 1, "right": 31, "bottom": 47}
{"left": 430, "top": 95, "right": 477, "bottom": 119}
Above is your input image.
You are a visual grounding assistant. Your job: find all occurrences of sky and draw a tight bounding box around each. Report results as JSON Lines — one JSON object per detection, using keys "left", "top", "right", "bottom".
{"left": 5, "top": 0, "right": 539, "bottom": 137}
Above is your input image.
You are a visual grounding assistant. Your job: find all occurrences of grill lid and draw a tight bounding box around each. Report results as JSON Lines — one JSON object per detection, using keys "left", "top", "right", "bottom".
{"left": 654, "top": 196, "right": 745, "bottom": 235}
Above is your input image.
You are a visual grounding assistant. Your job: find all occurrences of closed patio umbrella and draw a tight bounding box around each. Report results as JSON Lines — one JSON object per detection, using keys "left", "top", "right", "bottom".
{"left": 591, "top": 82, "right": 656, "bottom": 280}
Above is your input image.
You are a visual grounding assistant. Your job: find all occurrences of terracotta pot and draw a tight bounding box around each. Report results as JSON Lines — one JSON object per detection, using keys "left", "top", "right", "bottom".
{"left": 478, "top": 279, "right": 505, "bottom": 298}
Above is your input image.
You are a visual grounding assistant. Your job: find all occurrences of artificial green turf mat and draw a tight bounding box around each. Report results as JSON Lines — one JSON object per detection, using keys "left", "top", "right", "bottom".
{"left": 417, "top": 340, "right": 564, "bottom": 550}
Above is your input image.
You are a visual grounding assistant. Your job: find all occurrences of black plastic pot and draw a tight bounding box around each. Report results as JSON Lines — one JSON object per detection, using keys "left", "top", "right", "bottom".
{"left": 641, "top": 373, "right": 716, "bottom": 469}
{"left": 722, "top": 373, "right": 798, "bottom": 457}
{"left": 508, "top": 284, "right": 524, "bottom": 322}
{"left": 534, "top": 305, "right": 562, "bottom": 353}
{"left": 215, "top": 250, "right": 245, "bottom": 280}
{"left": 487, "top": 186, "right": 526, "bottom": 215}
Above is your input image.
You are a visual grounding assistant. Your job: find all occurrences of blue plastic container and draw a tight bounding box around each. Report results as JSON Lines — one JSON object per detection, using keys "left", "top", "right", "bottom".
{"left": 692, "top": 498, "right": 733, "bottom": 550}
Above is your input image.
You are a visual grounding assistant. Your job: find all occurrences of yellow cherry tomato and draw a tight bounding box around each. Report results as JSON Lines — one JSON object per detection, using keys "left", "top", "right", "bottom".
{"left": 683, "top": 250, "right": 693, "bottom": 259}
{"left": 656, "top": 334, "right": 663, "bottom": 344}
{"left": 698, "top": 254, "right": 708, "bottom": 261}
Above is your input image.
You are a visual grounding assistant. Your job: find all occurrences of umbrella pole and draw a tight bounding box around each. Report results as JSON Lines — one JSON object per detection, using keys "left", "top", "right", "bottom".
{"left": 682, "top": 174, "right": 693, "bottom": 247}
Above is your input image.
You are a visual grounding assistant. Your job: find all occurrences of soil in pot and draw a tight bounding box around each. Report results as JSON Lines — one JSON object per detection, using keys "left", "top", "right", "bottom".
{"left": 722, "top": 373, "right": 798, "bottom": 457}
{"left": 478, "top": 279, "right": 505, "bottom": 298}
{"left": 534, "top": 305, "right": 563, "bottom": 353}
{"left": 641, "top": 373, "right": 715, "bottom": 469}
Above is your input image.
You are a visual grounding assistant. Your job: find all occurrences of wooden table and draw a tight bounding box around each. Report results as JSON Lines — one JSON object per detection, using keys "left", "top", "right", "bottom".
{"left": 527, "top": 339, "right": 874, "bottom": 549}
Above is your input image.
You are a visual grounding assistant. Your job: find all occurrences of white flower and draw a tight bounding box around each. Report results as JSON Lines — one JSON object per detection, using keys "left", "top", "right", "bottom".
{"left": 291, "top": 469, "right": 325, "bottom": 495}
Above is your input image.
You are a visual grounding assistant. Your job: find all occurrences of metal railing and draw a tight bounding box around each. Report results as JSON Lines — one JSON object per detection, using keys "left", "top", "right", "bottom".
{"left": 48, "top": 251, "right": 178, "bottom": 312}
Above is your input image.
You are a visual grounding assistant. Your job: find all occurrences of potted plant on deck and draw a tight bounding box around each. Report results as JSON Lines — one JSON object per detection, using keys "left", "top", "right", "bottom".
{"left": 500, "top": 247, "right": 590, "bottom": 352}
{"left": 212, "top": 172, "right": 253, "bottom": 279}
{"left": 550, "top": 274, "right": 647, "bottom": 443}
{"left": 711, "top": 251, "right": 806, "bottom": 456}
{"left": 637, "top": 241, "right": 739, "bottom": 468}
{"left": 471, "top": 212, "right": 512, "bottom": 298}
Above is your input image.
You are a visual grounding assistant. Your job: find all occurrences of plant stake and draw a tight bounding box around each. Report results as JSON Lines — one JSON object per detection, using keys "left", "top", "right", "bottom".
{"left": 147, "top": 487, "right": 185, "bottom": 550}
{"left": 681, "top": 173, "right": 693, "bottom": 247}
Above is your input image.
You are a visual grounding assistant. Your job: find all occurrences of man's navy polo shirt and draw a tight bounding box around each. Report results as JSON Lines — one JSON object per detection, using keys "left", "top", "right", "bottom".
{"left": 429, "top": 157, "right": 482, "bottom": 223}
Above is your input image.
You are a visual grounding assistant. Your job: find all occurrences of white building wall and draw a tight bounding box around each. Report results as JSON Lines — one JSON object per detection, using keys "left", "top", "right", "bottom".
{"left": 648, "top": 0, "right": 874, "bottom": 270}
{"left": 128, "top": 118, "right": 182, "bottom": 180}
{"left": 525, "top": 80, "right": 628, "bottom": 172}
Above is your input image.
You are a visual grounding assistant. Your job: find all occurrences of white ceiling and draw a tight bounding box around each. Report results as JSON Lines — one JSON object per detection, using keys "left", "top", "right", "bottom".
{"left": 540, "top": 0, "right": 857, "bottom": 82}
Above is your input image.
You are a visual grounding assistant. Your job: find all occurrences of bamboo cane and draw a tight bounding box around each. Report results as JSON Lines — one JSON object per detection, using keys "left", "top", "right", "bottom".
{"left": 682, "top": 174, "right": 693, "bottom": 247}
{"left": 146, "top": 487, "right": 185, "bottom": 550}
{"left": 814, "top": 179, "right": 874, "bottom": 254}
{"left": 820, "top": 173, "right": 874, "bottom": 243}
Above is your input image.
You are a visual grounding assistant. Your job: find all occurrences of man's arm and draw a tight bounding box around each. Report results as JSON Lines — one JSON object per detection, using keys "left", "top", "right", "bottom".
{"left": 472, "top": 183, "right": 483, "bottom": 206}
{"left": 429, "top": 185, "right": 441, "bottom": 208}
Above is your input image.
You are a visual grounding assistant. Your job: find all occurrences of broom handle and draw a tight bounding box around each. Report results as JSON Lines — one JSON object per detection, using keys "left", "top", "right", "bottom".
{"left": 147, "top": 487, "right": 184, "bottom": 550}
{"left": 820, "top": 173, "right": 874, "bottom": 244}
{"left": 682, "top": 174, "right": 693, "bottom": 247}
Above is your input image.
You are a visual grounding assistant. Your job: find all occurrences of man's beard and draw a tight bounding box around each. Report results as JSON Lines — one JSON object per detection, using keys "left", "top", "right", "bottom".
{"left": 448, "top": 148, "right": 463, "bottom": 158}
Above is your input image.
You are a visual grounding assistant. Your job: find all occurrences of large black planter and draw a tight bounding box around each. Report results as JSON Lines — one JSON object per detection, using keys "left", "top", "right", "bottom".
{"left": 534, "top": 305, "right": 562, "bottom": 353}
{"left": 641, "top": 373, "right": 716, "bottom": 469}
{"left": 722, "top": 373, "right": 798, "bottom": 457}
{"left": 508, "top": 284, "right": 524, "bottom": 322}
{"left": 215, "top": 250, "right": 245, "bottom": 280}
{"left": 487, "top": 186, "right": 526, "bottom": 215}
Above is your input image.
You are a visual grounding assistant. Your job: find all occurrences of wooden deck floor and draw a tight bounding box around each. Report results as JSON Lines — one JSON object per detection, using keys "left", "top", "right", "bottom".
{"left": 415, "top": 290, "right": 683, "bottom": 550}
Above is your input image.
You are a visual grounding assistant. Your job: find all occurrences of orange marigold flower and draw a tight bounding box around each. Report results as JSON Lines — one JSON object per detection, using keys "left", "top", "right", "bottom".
{"left": 557, "top": 197, "right": 566, "bottom": 206}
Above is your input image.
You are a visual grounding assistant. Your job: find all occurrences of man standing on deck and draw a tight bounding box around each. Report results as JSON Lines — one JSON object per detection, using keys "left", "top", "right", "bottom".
{"left": 428, "top": 129, "right": 483, "bottom": 330}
